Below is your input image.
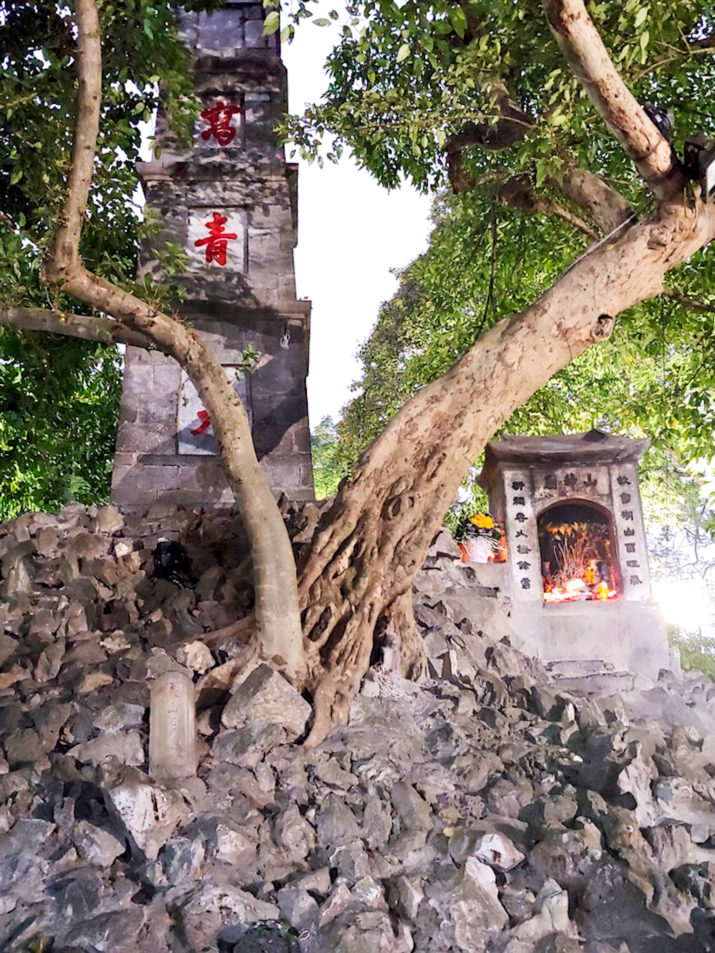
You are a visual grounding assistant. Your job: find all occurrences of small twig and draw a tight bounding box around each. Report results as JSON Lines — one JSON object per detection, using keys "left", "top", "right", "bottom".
{"left": 196, "top": 612, "right": 255, "bottom": 647}
{"left": 662, "top": 289, "right": 715, "bottom": 314}
{"left": 475, "top": 204, "right": 499, "bottom": 339}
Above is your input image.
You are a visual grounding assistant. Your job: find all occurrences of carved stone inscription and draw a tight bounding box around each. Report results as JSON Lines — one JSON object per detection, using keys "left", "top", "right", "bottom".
{"left": 611, "top": 464, "right": 651, "bottom": 600}
{"left": 504, "top": 469, "right": 541, "bottom": 601}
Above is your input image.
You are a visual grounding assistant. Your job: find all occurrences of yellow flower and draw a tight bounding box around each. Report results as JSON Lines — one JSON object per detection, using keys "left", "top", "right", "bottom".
{"left": 470, "top": 513, "right": 494, "bottom": 529}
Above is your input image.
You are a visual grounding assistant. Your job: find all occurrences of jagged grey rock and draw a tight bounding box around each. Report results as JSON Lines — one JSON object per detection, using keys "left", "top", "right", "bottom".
{"left": 316, "top": 793, "right": 361, "bottom": 850}
{"left": 73, "top": 820, "right": 126, "bottom": 866}
{"left": 222, "top": 663, "right": 311, "bottom": 737}
{"left": 162, "top": 835, "right": 206, "bottom": 885}
{"left": 102, "top": 766, "right": 190, "bottom": 861}
{"left": 94, "top": 702, "right": 146, "bottom": 732}
{"left": 447, "top": 858, "right": 509, "bottom": 950}
{"left": 273, "top": 802, "right": 316, "bottom": 864}
{"left": 69, "top": 729, "right": 144, "bottom": 767}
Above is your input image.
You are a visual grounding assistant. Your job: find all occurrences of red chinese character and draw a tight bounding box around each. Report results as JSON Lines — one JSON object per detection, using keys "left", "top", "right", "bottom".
{"left": 194, "top": 212, "right": 238, "bottom": 266}
{"left": 200, "top": 101, "right": 242, "bottom": 147}
{"left": 191, "top": 409, "right": 211, "bottom": 436}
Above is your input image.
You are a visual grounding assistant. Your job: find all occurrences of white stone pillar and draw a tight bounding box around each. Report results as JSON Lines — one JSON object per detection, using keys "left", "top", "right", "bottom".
{"left": 149, "top": 667, "right": 197, "bottom": 783}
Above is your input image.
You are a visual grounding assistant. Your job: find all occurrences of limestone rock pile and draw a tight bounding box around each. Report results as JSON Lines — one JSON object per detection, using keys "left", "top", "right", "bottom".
{"left": 0, "top": 506, "right": 714, "bottom": 952}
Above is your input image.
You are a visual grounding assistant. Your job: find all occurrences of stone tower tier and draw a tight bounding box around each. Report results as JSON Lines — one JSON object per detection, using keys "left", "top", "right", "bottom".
{"left": 112, "top": 1, "right": 314, "bottom": 509}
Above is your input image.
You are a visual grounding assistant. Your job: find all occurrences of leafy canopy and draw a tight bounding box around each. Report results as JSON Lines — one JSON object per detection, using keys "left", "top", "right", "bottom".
{"left": 280, "top": 0, "right": 714, "bottom": 195}
{"left": 270, "top": 0, "right": 714, "bottom": 512}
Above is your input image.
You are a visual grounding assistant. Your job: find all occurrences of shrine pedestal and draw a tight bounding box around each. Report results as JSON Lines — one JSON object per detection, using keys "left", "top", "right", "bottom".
{"left": 510, "top": 599, "right": 669, "bottom": 683}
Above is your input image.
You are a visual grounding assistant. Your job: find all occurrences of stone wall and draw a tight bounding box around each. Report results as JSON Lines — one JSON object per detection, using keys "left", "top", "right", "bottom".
{"left": 112, "top": 0, "right": 314, "bottom": 510}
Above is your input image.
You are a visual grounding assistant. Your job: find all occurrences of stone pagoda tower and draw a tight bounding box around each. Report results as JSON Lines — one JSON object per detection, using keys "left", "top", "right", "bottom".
{"left": 111, "top": 1, "right": 313, "bottom": 509}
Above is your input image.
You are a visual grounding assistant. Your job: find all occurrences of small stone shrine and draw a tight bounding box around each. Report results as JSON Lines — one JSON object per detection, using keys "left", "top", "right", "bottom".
{"left": 478, "top": 430, "right": 671, "bottom": 682}
{"left": 112, "top": 1, "right": 313, "bottom": 509}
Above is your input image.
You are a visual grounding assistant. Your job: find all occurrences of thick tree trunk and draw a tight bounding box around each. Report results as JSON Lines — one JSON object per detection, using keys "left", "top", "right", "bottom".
{"left": 299, "top": 196, "right": 715, "bottom": 745}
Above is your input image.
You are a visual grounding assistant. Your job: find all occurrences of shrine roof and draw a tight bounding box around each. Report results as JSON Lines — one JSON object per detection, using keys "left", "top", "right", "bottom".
{"left": 478, "top": 429, "right": 650, "bottom": 488}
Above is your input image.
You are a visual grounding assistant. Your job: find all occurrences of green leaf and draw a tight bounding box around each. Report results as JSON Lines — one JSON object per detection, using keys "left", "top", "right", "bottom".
{"left": 396, "top": 43, "right": 410, "bottom": 63}
{"left": 9, "top": 168, "right": 23, "bottom": 185}
{"left": 262, "top": 10, "right": 280, "bottom": 35}
{"left": 449, "top": 7, "right": 467, "bottom": 38}
{"left": 634, "top": 7, "right": 649, "bottom": 27}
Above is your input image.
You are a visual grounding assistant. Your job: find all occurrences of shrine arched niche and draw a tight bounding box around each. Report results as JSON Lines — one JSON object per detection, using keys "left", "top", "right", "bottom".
{"left": 537, "top": 499, "right": 621, "bottom": 603}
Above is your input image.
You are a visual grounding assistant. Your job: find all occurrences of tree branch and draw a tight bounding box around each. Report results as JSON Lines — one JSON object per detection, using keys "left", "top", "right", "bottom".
{"left": 38, "top": 0, "right": 306, "bottom": 681}
{"left": 662, "top": 289, "right": 715, "bottom": 314}
{"left": 543, "top": 0, "right": 685, "bottom": 200}
{"left": 495, "top": 176, "right": 599, "bottom": 239}
{"left": 45, "top": 0, "right": 102, "bottom": 283}
{"left": 0, "top": 305, "right": 156, "bottom": 349}
{"left": 551, "top": 167, "right": 633, "bottom": 234}
{"left": 445, "top": 85, "right": 533, "bottom": 154}
{"left": 446, "top": 83, "right": 533, "bottom": 193}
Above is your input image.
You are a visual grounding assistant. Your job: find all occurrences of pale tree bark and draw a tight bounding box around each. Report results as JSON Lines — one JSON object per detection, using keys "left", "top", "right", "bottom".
{"left": 297, "top": 0, "right": 715, "bottom": 745}
{"left": 553, "top": 167, "right": 633, "bottom": 234}
{"left": 543, "top": 0, "right": 684, "bottom": 200}
{"left": 39, "top": 0, "right": 305, "bottom": 680}
{"left": 0, "top": 305, "right": 155, "bottom": 349}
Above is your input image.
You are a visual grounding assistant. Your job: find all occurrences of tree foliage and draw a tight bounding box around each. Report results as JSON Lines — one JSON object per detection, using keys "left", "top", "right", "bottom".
{"left": 0, "top": 0, "right": 216, "bottom": 512}
{"left": 310, "top": 416, "right": 348, "bottom": 500}
{"left": 283, "top": 0, "right": 714, "bottom": 190}
{"left": 0, "top": 330, "right": 121, "bottom": 519}
{"left": 336, "top": 189, "right": 715, "bottom": 507}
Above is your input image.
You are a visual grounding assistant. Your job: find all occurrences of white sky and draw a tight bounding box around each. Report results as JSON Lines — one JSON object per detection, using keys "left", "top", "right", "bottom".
{"left": 282, "top": 21, "right": 432, "bottom": 426}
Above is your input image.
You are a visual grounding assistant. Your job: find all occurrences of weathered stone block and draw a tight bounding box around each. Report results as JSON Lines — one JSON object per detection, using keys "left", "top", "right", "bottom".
{"left": 221, "top": 663, "right": 311, "bottom": 737}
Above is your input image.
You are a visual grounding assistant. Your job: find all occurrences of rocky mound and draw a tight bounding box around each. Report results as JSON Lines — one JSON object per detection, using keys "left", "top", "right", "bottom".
{"left": 0, "top": 504, "right": 714, "bottom": 952}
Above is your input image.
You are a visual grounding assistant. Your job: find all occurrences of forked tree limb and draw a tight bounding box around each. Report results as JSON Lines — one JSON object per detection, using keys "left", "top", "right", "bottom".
{"left": 300, "top": 195, "right": 715, "bottom": 747}
{"left": 551, "top": 167, "right": 633, "bottom": 234}
{"left": 40, "top": 0, "right": 306, "bottom": 681}
{"left": 495, "top": 177, "right": 599, "bottom": 239}
{"left": 455, "top": 165, "right": 629, "bottom": 241}
{"left": 445, "top": 84, "right": 533, "bottom": 155}
{"left": 543, "top": 0, "right": 685, "bottom": 199}
{"left": 0, "top": 305, "right": 156, "bottom": 349}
